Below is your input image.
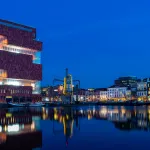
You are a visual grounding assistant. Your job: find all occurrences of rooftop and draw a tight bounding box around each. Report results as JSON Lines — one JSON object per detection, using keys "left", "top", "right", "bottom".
{"left": 109, "top": 85, "right": 130, "bottom": 88}
{"left": 0, "top": 18, "right": 35, "bottom": 33}
{"left": 116, "top": 76, "right": 137, "bottom": 80}
{"left": 94, "top": 88, "right": 107, "bottom": 91}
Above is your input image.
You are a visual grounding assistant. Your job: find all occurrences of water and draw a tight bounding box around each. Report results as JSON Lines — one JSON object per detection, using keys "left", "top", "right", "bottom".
{"left": 0, "top": 105, "right": 150, "bottom": 150}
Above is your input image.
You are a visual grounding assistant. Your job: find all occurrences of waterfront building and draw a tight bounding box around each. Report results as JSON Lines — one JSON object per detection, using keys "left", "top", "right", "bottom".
{"left": 143, "top": 78, "right": 150, "bottom": 101}
{"left": 107, "top": 85, "right": 131, "bottom": 101}
{"left": 136, "top": 79, "right": 147, "bottom": 101}
{"left": 94, "top": 88, "right": 103, "bottom": 100}
{"left": 84, "top": 90, "right": 90, "bottom": 101}
{"left": 96, "top": 88, "right": 107, "bottom": 101}
{"left": 41, "top": 85, "right": 63, "bottom": 101}
{"left": 74, "top": 88, "right": 95, "bottom": 102}
{"left": 86, "top": 88, "right": 95, "bottom": 101}
{"left": 115, "top": 76, "right": 137, "bottom": 87}
{"left": 41, "top": 86, "right": 50, "bottom": 101}
{"left": 0, "top": 19, "right": 42, "bottom": 102}
{"left": 114, "top": 76, "right": 137, "bottom": 98}
{"left": 73, "top": 88, "right": 86, "bottom": 102}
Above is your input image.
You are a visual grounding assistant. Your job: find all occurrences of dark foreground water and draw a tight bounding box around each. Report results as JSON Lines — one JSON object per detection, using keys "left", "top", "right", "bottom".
{"left": 0, "top": 105, "right": 150, "bottom": 150}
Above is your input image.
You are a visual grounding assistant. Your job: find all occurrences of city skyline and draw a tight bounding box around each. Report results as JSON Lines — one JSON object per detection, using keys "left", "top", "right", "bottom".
{"left": 1, "top": 0, "right": 150, "bottom": 88}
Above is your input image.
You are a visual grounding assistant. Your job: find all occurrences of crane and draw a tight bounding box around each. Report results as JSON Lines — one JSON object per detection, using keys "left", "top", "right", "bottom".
{"left": 52, "top": 68, "right": 80, "bottom": 103}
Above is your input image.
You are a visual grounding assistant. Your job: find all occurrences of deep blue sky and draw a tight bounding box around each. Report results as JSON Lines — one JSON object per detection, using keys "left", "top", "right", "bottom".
{"left": 1, "top": 0, "right": 150, "bottom": 88}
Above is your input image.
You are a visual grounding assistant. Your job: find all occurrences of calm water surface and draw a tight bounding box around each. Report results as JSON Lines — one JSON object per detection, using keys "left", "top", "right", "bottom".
{"left": 0, "top": 105, "right": 150, "bottom": 150}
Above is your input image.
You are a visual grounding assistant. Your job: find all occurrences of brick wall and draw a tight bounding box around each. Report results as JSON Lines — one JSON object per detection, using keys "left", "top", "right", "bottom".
{"left": 0, "top": 51, "right": 42, "bottom": 80}
{"left": 0, "top": 24, "right": 42, "bottom": 50}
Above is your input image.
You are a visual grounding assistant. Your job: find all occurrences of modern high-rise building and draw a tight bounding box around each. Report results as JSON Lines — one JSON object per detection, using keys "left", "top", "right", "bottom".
{"left": 114, "top": 76, "right": 137, "bottom": 98}
{"left": 0, "top": 19, "right": 42, "bottom": 102}
{"left": 115, "top": 76, "right": 137, "bottom": 87}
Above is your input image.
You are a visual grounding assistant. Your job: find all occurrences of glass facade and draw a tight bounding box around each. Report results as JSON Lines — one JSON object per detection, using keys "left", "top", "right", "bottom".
{"left": 0, "top": 78, "right": 41, "bottom": 94}
{"left": 33, "top": 51, "right": 41, "bottom": 64}
{"left": 32, "top": 81, "right": 41, "bottom": 94}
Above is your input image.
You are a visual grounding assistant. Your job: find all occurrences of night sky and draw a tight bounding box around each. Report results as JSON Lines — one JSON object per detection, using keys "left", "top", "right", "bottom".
{"left": 1, "top": 0, "right": 150, "bottom": 88}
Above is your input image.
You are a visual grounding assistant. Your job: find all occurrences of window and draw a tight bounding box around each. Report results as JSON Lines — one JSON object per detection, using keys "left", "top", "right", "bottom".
{"left": 33, "top": 51, "right": 41, "bottom": 64}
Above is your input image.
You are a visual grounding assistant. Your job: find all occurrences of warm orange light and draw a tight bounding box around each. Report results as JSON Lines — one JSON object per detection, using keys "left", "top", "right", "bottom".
{"left": 0, "top": 35, "right": 8, "bottom": 50}
{"left": 3, "top": 39, "right": 8, "bottom": 45}
{"left": 0, "top": 70, "right": 7, "bottom": 78}
{"left": 54, "top": 113, "right": 58, "bottom": 120}
{"left": 0, "top": 133, "right": 7, "bottom": 144}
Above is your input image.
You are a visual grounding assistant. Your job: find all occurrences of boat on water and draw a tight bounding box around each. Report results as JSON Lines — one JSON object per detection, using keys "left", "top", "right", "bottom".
{"left": 29, "top": 102, "right": 45, "bottom": 107}
{"left": 8, "top": 102, "right": 29, "bottom": 107}
{"left": 8, "top": 102, "right": 45, "bottom": 107}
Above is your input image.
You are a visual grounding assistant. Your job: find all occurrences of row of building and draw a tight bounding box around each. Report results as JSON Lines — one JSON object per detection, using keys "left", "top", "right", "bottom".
{"left": 42, "top": 76, "right": 150, "bottom": 102}
{"left": 89, "top": 77, "right": 150, "bottom": 102}
{"left": 1, "top": 19, "right": 150, "bottom": 103}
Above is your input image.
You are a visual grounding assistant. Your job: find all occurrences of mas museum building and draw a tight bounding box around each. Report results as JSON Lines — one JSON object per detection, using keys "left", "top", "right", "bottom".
{"left": 0, "top": 19, "right": 42, "bottom": 103}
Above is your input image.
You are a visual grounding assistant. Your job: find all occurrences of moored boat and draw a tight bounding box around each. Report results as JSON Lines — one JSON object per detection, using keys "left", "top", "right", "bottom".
{"left": 8, "top": 102, "right": 45, "bottom": 107}
{"left": 29, "top": 102, "right": 45, "bottom": 107}
{"left": 8, "top": 102, "right": 29, "bottom": 107}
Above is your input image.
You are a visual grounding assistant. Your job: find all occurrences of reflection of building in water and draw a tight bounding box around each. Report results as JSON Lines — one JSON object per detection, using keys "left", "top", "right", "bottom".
{"left": 0, "top": 133, "right": 6, "bottom": 144}
{"left": 63, "top": 116, "right": 74, "bottom": 146}
{"left": 0, "top": 108, "right": 42, "bottom": 150}
{"left": 0, "top": 130, "right": 42, "bottom": 150}
{"left": 39, "top": 106, "right": 150, "bottom": 132}
{"left": 1, "top": 106, "right": 150, "bottom": 149}
{"left": 69, "top": 106, "right": 150, "bottom": 131}
{"left": 113, "top": 107, "right": 150, "bottom": 131}
{"left": 53, "top": 107, "right": 80, "bottom": 146}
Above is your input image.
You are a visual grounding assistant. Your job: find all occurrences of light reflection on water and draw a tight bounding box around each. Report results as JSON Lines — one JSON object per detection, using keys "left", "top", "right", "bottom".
{"left": 0, "top": 106, "right": 150, "bottom": 149}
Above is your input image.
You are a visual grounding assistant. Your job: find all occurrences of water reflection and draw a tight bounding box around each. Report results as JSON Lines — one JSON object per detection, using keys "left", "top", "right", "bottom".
{"left": 0, "top": 108, "right": 42, "bottom": 150}
{"left": 52, "top": 107, "right": 80, "bottom": 146}
{"left": 0, "top": 106, "right": 150, "bottom": 149}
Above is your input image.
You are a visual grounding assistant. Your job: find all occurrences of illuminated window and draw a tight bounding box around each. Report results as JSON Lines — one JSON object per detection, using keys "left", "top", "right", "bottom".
{"left": 33, "top": 51, "right": 41, "bottom": 64}
{"left": 0, "top": 69, "right": 7, "bottom": 78}
{"left": 2, "top": 45, "right": 37, "bottom": 57}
